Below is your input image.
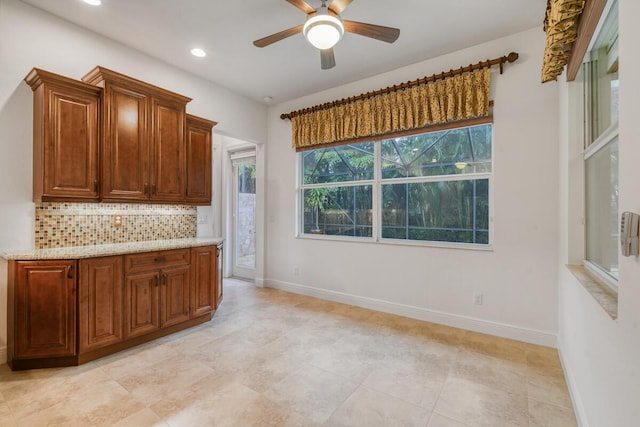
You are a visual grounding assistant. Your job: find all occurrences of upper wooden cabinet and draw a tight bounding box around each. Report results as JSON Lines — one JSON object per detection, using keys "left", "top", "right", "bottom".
{"left": 82, "top": 66, "right": 192, "bottom": 203}
{"left": 25, "top": 68, "right": 101, "bottom": 202}
{"left": 186, "top": 114, "right": 216, "bottom": 204}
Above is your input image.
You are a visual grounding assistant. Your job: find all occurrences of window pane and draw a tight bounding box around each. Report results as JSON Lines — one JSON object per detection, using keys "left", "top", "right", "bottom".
{"left": 586, "top": 139, "right": 619, "bottom": 278}
{"left": 585, "top": 0, "right": 618, "bottom": 145}
{"left": 382, "top": 179, "right": 489, "bottom": 244}
{"left": 303, "top": 185, "right": 372, "bottom": 237}
{"left": 302, "top": 143, "right": 374, "bottom": 184}
{"left": 381, "top": 125, "right": 491, "bottom": 179}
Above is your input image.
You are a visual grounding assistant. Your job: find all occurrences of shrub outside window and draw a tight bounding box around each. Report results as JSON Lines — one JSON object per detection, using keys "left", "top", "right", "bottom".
{"left": 299, "top": 123, "right": 492, "bottom": 246}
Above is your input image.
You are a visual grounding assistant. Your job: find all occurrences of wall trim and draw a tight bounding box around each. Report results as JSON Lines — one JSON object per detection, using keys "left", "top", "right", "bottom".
{"left": 0, "top": 346, "right": 6, "bottom": 365}
{"left": 557, "top": 338, "right": 589, "bottom": 427}
{"left": 254, "top": 277, "right": 265, "bottom": 288}
{"left": 266, "top": 279, "right": 557, "bottom": 347}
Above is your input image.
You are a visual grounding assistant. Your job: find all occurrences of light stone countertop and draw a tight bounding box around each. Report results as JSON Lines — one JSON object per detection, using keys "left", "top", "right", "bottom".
{"left": 0, "top": 237, "right": 224, "bottom": 260}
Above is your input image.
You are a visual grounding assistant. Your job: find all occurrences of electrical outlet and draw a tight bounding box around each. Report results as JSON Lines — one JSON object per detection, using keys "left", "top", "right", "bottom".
{"left": 113, "top": 214, "right": 123, "bottom": 227}
{"left": 473, "top": 292, "right": 483, "bottom": 305}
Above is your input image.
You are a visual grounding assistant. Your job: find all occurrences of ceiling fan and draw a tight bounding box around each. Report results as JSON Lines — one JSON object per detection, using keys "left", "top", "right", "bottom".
{"left": 253, "top": 0, "right": 400, "bottom": 70}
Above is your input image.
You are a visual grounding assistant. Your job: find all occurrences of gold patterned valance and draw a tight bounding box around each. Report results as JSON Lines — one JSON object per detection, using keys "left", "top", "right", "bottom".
{"left": 290, "top": 68, "right": 491, "bottom": 150}
{"left": 541, "top": 0, "right": 586, "bottom": 83}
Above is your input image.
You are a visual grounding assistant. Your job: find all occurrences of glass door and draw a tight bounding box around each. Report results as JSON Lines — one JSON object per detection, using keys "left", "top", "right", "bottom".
{"left": 231, "top": 154, "right": 256, "bottom": 280}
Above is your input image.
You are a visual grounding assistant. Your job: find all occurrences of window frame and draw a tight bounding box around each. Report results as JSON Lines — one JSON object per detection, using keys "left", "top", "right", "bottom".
{"left": 579, "top": 0, "right": 619, "bottom": 289}
{"left": 296, "top": 123, "right": 494, "bottom": 251}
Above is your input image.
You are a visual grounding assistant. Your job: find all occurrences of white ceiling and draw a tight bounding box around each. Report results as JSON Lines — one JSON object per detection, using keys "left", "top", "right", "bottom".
{"left": 19, "top": 0, "right": 546, "bottom": 104}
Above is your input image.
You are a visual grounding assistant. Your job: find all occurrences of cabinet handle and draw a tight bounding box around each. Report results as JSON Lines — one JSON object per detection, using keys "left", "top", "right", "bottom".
{"left": 67, "top": 265, "right": 73, "bottom": 279}
{"left": 93, "top": 180, "right": 99, "bottom": 192}
{"left": 144, "top": 183, "right": 149, "bottom": 195}
{"left": 155, "top": 276, "right": 159, "bottom": 287}
{"left": 163, "top": 273, "right": 168, "bottom": 285}
{"left": 152, "top": 184, "right": 157, "bottom": 195}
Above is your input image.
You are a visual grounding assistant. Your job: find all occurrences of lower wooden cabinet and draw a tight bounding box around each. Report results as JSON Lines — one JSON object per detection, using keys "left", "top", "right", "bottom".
{"left": 124, "top": 249, "right": 191, "bottom": 338}
{"left": 216, "top": 244, "right": 223, "bottom": 308}
{"left": 8, "top": 260, "right": 77, "bottom": 368}
{"left": 124, "top": 271, "right": 160, "bottom": 339}
{"left": 160, "top": 265, "right": 191, "bottom": 327}
{"left": 79, "top": 256, "right": 124, "bottom": 352}
{"left": 191, "top": 246, "right": 216, "bottom": 317}
{"left": 7, "top": 244, "right": 222, "bottom": 370}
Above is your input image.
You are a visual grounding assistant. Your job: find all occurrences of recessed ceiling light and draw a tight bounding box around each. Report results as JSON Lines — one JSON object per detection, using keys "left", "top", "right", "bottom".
{"left": 190, "top": 48, "right": 206, "bottom": 58}
{"left": 82, "top": 0, "right": 101, "bottom": 6}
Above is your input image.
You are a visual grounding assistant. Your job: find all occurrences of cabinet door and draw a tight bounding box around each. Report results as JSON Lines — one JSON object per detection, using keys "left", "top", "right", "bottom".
{"left": 216, "top": 245, "right": 223, "bottom": 308}
{"left": 102, "top": 84, "right": 149, "bottom": 201}
{"left": 124, "top": 271, "right": 159, "bottom": 339}
{"left": 42, "top": 85, "right": 100, "bottom": 200}
{"left": 190, "top": 246, "right": 215, "bottom": 317}
{"left": 151, "top": 97, "right": 185, "bottom": 202}
{"left": 160, "top": 265, "right": 190, "bottom": 327}
{"left": 185, "top": 115, "right": 214, "bottom": 204}
{"left": 13, "top": 261, "right": 76, "bottom": 359}
{"left": 25, "top": 69, "right": 101, "bottom": 202}
{"left": 79, "top": 256, "right": 123, "bottom": 353}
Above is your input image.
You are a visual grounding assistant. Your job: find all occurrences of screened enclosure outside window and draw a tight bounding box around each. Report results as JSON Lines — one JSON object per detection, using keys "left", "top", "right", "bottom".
{"left": 299, "top": 124, "right": 492, "bottom": 246}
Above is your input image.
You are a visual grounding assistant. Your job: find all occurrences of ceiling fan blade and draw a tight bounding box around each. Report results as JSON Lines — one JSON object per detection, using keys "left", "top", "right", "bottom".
{"left": 343, "top": 20, "right": 400, "bottom": 43}
{"left": 328, "top": 0, "right": 353, "bottom": 15}
{"left": 320, "top": 48, "right": 336, "bottom": 70}
{"left": 253, "top": 25, "right": 304, "bottom": 48}
{"left": 286, "top": 0, "right": 316, "bottom": 15}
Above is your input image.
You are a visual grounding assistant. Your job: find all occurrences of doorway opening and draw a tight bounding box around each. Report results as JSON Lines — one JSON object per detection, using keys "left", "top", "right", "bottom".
{"left": 230, "top": 149, "right": 256, "bottom": 280}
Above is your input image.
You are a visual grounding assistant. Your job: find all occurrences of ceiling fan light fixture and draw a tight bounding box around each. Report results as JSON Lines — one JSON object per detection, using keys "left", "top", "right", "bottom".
{"left": 303, "top": 13, "right": 344, "bottom": 50}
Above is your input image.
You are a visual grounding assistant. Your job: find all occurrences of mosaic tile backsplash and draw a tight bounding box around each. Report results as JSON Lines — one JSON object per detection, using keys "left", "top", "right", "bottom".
{"left": 35, "top": 203, "right": 197, "bottom": 249}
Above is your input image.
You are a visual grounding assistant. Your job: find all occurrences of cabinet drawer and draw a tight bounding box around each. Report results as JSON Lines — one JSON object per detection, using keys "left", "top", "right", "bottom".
{"left": 124, "top": 249, "right": 189, "bottom": 274}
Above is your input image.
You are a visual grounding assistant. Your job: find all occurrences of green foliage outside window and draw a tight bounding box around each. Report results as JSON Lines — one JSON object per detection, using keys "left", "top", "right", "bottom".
{"left": 300, "top": 124, "right": 492, "bottom": 244}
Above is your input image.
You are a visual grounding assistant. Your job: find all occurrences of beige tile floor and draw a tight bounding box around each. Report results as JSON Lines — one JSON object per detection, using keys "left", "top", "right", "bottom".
{"left": 0, "top": 279, "right": 577, "bottom": 427}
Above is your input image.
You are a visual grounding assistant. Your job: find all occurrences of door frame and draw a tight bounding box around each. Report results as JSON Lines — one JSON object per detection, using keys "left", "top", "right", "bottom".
{"left": 219, "top": 136, "right": 264, "bottom": 285}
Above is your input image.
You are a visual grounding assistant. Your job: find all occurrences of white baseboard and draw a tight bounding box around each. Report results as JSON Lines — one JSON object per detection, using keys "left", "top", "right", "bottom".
{"left": 254, "top": 277, "right": 265, "bottom": 288}
{"left": 266, "top": 279, "right": 557, "bottom": 347}
{"left": 0, "top": 346, "right": 6, "bottom": 365}
{"left": 557, "top": 339, "right": 588, "bottom": 427}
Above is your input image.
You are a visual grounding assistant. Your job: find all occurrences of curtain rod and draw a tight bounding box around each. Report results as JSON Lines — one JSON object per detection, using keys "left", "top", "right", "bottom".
{"left": 280, "top": 51, "right": 519, "bottom": 120}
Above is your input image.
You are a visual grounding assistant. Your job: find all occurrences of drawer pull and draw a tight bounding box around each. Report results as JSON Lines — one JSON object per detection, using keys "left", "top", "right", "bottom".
{"left": 154, "top": 256, "right": 167, "bottom": 263}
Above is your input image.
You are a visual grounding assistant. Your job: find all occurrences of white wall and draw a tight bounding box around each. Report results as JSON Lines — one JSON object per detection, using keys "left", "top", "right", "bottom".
{"left": 0, "top": 0, "right": 267, "bottom": 362}
{"left": 557, "top": 0, "right": 640, "bottom": 425}
{"left": 265, "top": 27, "right": 560, "bottom": 346}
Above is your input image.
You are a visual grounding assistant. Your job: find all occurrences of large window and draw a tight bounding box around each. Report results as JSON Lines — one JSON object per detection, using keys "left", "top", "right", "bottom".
{"left": 582, "top": 0, "right": 619, "bottom": 284}
{"left": 299, "top": 123, "right": 492, "bottom": 246}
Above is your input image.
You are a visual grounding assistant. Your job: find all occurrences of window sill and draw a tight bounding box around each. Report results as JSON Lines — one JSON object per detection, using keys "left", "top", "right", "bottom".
{"left": 567, "top": 264, "right": 618, "bottom": 319}
{"left": 296, "top": 233, "right": 493, "bottom": 252}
